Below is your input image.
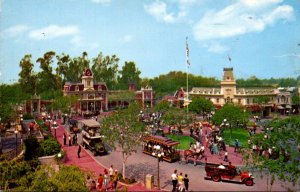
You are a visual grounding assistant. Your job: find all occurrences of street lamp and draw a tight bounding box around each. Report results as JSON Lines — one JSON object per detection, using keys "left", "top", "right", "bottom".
{"left": 52, "top": 121, "right": 58, "bottom": 138}
{"left": 152, "top": 145, "right": 164, "bottom": 189}
{"left": 14, "top": 130, "right": 18, "bottom": 157}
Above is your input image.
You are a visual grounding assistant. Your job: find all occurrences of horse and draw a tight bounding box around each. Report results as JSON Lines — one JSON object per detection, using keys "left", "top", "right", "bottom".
{"left": 183, "top": 149, "right": 204, "bottom": 161}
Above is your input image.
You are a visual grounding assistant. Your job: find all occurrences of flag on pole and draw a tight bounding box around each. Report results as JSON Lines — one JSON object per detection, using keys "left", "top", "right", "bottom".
{"left": 186, "top": 37, "right": 190, "bottom": 67}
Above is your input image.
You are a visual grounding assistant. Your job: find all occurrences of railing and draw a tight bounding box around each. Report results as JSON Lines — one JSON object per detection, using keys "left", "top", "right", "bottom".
{"left": 0, "top": 145, "right": 23, "bottom": 161}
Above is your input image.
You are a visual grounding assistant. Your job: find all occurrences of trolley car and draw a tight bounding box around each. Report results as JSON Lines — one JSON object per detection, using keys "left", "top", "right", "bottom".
{"left": 142, "top": 135, "right": 180, "bottom": 162}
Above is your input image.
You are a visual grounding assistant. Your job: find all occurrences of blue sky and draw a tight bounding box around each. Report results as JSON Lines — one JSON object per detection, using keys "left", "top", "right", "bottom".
{"left": 1, "top": 0, "right": 300, "bottom": 84}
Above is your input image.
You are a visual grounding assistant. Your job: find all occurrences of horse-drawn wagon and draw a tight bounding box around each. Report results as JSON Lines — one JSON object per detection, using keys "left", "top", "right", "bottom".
{"left": 142, "top": 135, "right": 180, "bottom": 162}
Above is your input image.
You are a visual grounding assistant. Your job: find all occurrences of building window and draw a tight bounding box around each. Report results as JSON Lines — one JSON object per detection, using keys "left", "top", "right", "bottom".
{"left": 247, "top": 99, "right": 249, "bottom": 104}
{"left": 216, "top": 98, "right": 219, "bottom": 103}
{"left": 76, "top": 86, "right": 79, "bottom": 91}
{"left": 238, "top": 99, "right": 241, "bottom": 104}
{"left": 87, "top": 80, "right": 90, "bottom": 86}
{"left": 98, "top": 85, "right": 102, "bottom": 91}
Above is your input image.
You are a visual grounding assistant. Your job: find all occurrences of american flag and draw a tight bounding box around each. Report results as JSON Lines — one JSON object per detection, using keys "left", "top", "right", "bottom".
{"left": 186, "top": 37, "right": 190, "bottom": 67}
{"left": 228, "top": 55, "right": 232, "bottom": 62}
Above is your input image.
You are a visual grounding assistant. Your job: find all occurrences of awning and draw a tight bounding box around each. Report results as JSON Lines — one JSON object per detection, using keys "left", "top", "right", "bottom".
{"left": 285, "top": 105, "right": 291, "bottom": 109}
{"left": 79, "top": 119, "right": 100, "bottom": 128}
{"left": 277, "top": 106, "right": 284, "bottom": 109}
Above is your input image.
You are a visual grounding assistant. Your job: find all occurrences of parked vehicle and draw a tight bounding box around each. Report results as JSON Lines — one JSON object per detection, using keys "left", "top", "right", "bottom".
{"left": 204, "top": 163, "right": 254, "bottom": 186}
{"left": 80, "top": 119, "right": 106, "bottom": 156}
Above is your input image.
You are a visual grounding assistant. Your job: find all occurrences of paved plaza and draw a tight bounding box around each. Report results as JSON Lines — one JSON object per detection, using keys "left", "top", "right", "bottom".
{"left": 50, "top": 115, "right": 298, "bottom": 192}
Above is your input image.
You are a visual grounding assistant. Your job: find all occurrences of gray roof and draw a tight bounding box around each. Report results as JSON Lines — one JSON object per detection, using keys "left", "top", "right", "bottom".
{"left": 190, "top": 87, "right": 222, "bottom": 95}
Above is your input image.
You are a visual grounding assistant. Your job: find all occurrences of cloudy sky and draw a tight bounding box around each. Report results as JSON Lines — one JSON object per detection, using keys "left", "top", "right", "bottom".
{"left": 1, "top": 0, "right": 300, "bottom": 84}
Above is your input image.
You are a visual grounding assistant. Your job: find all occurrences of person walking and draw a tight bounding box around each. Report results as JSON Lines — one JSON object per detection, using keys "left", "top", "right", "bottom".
{"left": 223, "top": 150, "right": 228, "bottom": 162}
{"left": 103, "top": 169, "right": 109, "bottom": 191}
{"left": 68, "top": 135, "right": 72, "bottom": 146}
{"left": 97, "top": 173, "right": 104, "bottom": 191}
{"left": 113, "top": 170, "right": 118, "bottom": 190}
{"left": 77, "top": 145, "right": 81, "bottom": 158}
{"left": 63, "top": 133, "right": 66, "bottom": 145}
{"left": 171, "top": 169, "right": 178, "bottom": 192}
{"left": 108, "top": 165, "right": 114, "bottom": 180}
{"left": 183, "top": 174, "right": 189, "bottom": 191}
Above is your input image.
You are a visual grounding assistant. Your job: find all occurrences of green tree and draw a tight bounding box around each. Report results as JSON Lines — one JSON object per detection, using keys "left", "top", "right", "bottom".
{"left": 30, "top": 165, "right": 88, "bottom": 192}
{"left": 246, "top": 117, "right": 300, "bottom": 189}
{"left": 189, "top": 96, "right": 214, "bottom": 116}
{"left": 56, "top": 53, "right": 72, "bottom": 83}
{"left": 52, "top": 95, "right": 79, "bottom": 114}
{"left": 19, "top": 54, "right": 37, "bottom": 94}
{"left": 91, "top": 52, "right": 119, "bottom": 89}
{"left": 101, "top": 103, "right": 146, "bottom": 179}
{"left": 211, "top": 103, "right": 249, "bottom": 140}
{"left": 161, "top": 107, "right": 195, "bottom": 126}
{"left": 154, "top": 100, "right": 170, "bottom": 112}
{"left": 36, "top": 51, "right": 60, "bottom": 95}
{"left": 253, "top": 96, "right": 270, "bottom": 117}
{"left": 67, "top": 51, "right": 90, "bottom": 82}
{"left": 118, "top": 61, "right": 141, "bottom": 90}
{"left": 292, "top": 94, "right": 300, "bottom": 113}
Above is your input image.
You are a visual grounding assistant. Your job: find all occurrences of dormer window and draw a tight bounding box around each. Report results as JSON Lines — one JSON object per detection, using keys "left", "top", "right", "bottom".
{"left": 98, "top": 85, "right": 102, "bottom": 91}
{"left": 76, "top": 86, "right": 79, "bottom": 91}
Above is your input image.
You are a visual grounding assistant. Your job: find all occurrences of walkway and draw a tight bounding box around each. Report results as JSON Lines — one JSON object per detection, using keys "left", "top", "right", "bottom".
{"left": 51, "top": 118, "right": 150, "bottom": 191}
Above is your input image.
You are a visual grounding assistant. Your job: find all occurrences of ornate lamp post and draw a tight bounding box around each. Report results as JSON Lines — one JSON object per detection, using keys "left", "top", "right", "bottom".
{"left": 14, "top": 130, "right": 18, "bottom": 157}
{"left": 52, "top": 121, "right": 58, "bottom": 138}
{"left": 152, "top": 145, "right": 164, "bottom": 189}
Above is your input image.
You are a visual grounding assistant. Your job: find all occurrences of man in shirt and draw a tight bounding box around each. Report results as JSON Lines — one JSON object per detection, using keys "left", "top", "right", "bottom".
{"left": 171, "top": 169, "right": 178, "bottom": 192}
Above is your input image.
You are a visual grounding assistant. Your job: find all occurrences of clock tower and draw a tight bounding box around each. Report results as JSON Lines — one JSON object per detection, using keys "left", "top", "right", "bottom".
{"left": 82, "top": 69, "right": 94, "bottom": 91}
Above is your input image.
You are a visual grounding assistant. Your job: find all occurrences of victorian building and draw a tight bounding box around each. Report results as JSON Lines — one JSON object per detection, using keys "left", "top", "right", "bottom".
{"left": 189, "top": 68, "right": 292, "bottom": 115}
{"left": 63, "top": 69, "right": 108, "bottom": 114}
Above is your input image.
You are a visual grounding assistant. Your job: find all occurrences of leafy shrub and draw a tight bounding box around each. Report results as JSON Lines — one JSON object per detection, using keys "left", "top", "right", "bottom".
{"left": 24, "top": 136, "right": 41, "bottom": 160}
{"left": 39, "top": 137, "right": 61, "bottom": 156}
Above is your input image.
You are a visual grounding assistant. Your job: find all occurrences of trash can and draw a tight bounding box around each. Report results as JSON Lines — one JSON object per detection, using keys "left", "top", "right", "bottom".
{"left": 145, "top": 174, "right": 154, "bottom": 189}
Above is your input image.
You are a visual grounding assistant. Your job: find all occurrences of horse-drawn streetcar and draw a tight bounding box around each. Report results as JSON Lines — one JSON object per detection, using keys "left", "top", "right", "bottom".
{"left": 142, "top": 135, "right": 180, "bottom": 162}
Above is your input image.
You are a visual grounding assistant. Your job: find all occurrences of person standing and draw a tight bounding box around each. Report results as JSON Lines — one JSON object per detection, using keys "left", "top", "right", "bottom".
{"left": 223, "top": 150, "right": 228, "bottom": 162}
{"left": 63, "top": 133, "right": 66, "bottom": 145}
{"left": 68, "top": 135, "right": 72, "bottom": 146}
{"left": 108, "top": 165, "right": 114, "bottom": 180}
{"left": 113, "top": 170, "right": 118, "bottom": 190}
{"left": 77, "top": 145, "right": 81, "bottom": 158}
{"left": 234, "top": 139, "right": 239, "bottom": 152}
{"left": 97, "top": 173, "right": 104, "bottom": 191}
{"left": 103, "top": 169, "right": 109, "bottom": 190}
{"left": 183, "top": 174, "right": 189, "bottom": 191}
{"left": 171, "top": 169, "right": 178, "bottom": 192}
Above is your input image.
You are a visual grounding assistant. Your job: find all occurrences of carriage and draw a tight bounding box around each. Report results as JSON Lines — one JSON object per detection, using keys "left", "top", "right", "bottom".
{"left": 142, "top": 135, "right": 180, "bottom": 162}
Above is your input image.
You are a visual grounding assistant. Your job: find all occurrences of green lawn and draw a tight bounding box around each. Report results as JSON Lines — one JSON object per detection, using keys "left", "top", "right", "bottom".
{"left": 222, "top": 128, "right": 250, "bottom": 148}
{"left": 166, "top": 135, "right": 196, "bottom": 150}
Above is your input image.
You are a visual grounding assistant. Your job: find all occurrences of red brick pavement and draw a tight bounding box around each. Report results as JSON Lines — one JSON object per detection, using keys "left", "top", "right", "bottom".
{"left": 52, "top": 118, "right": 151, "bottom": 191}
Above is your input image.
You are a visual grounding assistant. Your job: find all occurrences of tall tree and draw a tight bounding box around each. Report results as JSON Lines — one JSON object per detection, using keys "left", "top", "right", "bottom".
{"left": 19, "top": 54, "right": 37, "bottom": 94}
{"left": 253, "top": 96, "right": 270, "bottom": 117}
{"left": 211, "top": 103, "right": 249, "bottom": 140}
{"left": 36, "top": 51, "right": 58, "bottom": 94}
{"left": 245, "top": 117, "right": 300, "bottom": 189}
{"left": 118, "top": 61, "right": 141, "bottom": 90}
{"left": 101, "top": 103, "right": 146, "bottom": 180}
{"left": 91, "top": 52, "right": 119, "bottom": 89}
{"left": 189, "top": 96, "right": 214, "bottom": 116}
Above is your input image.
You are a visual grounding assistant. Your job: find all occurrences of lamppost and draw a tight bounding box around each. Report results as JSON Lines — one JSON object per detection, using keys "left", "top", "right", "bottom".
{"left": 152, "top": 145, "right": 164, "bottom": 189}
{"left": 14, "top": 130, "right": 18, "bottom": 157}
{"left": 52, "top": 121, "right": 58, "bottom": 138}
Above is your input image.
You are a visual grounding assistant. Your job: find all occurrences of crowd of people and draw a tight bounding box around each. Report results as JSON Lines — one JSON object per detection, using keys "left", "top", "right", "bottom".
{"left": 86, "top": 165, "right": 119, "bottom": 192}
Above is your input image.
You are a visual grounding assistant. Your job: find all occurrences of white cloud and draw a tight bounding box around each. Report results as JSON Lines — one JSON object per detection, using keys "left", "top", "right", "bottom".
{"left": 29, "top": 25, "right": 79, "bottom": 40}
{"left": 91, "top": 0, "right": 111, "bottom": 4}
{"left": 144, "top": 0, "right": 185, "bottom": 23}
{"left": 2, "top": 25, "right": 30, "bottom": 38}
{"left": 121, "top": 35, "right": 133, "bottom": 43}
{"left": 207, "top": 42, "right": 229, "bottom": 53}
{"left": 70, "top": 35, "right": 99, "bottom": 50}
{"left": 193, "top": 0, "right": 293, "bottom": 41}
{"left": 273, "top": 53, "right": 300, "bottom": 59}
